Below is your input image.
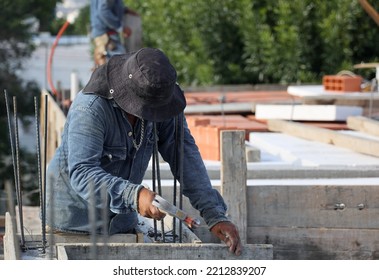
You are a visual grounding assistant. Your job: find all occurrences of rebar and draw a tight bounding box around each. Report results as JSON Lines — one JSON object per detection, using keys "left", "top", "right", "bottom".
{"left": 48, "top": 175, "right": 55, "bottom": 260}
{"left": 101, "top": 182, "right": 109, "bottom": 259}
{"left": 43, "top": 94, "right": 48, "bottom": 242}
{"left": 151, "top": 138, "right": 158, "bottom": 241}
{"left": 34, "top": 96, "right": 46, "bottom": 253}
{"left": 178, "top": 113, "right": 184, "bottom": 243}
{"left": 172, "top": 115, "right": 179, "bottom": 242}
{"left": 153, "top": 123, "right": 165, "bottom": 242}
{"left": 14, "top": 97, "right": 25, "bottom": 247}
{"left": 9, "top": 94, "right": 25, "bottom": 248}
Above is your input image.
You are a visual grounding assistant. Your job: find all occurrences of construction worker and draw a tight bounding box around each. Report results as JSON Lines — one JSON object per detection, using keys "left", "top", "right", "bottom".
{"left": 46, "top": 48, "right": 242, "bottom": 256}
{"left": 90, "top": 0, "right": 138, "bottom": 66}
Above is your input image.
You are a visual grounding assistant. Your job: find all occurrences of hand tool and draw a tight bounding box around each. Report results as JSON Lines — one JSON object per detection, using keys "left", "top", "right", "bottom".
{"left": 152, "top": 194, "right": 201, "bottom": 229}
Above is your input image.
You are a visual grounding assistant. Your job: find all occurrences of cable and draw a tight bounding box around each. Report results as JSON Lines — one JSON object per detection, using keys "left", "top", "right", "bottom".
{"left": 47, "top": 20, "right": 71, "bottom": 98}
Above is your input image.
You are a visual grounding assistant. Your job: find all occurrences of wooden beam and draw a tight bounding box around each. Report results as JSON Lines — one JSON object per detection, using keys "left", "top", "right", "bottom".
{"left": 347, "top": 116, "right": 379, "bottom": 137}
{"left": 220, "top": 130, "right": 247, "bottom": 244}
{"left": 267, "top": 119, "right": 379, "bottom": 157}
{"left": 250, "top": 227, "right": 379, "bottom": 260}
{"left": 0, "top": 215, "right": 4, "bottom": 228}
{"left": 3, "top": 212, "right": 21, "bottom": 260}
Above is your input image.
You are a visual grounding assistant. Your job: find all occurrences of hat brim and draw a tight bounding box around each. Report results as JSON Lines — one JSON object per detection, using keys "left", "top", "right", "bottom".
{"left": 107, "top": 53, "right": 186, "bottom": 122}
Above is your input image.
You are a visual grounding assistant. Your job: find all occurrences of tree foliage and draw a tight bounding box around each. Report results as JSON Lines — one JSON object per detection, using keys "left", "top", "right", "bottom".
{"left": 128, "top": 0, "right": 379, "bottom": 86}
{"left": 0, "top": 0, "right": 61, "bottom": 203}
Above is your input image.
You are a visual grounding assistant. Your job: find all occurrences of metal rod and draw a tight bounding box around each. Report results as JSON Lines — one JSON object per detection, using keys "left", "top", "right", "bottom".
{"left": 43, "top": 94, "right": 48, "bottom": 244}
{"left": 179, "top": 113, "right": 184, "bottom": 243}
{"left": 4, "top": 90, "right": 19, "bottom": 211}
{"left": 151, "top": 137, "right": 158, "bottom": 241}
{"left": 48, "top": 175, "right": 55, "bottom": 260}
{"left": 12, "top": 96, "right": 25, "bottom": 248}
{"left": 101, "top": 182, "right": 109, "bottom": 259}
{"left": 172, "top": 115, "right": 179, "bottom": 243}
{"left": 153, "top": 123, "right": 165, "bottom": 242}
{"left": 34, "top": 96, "right": 46, "bottom": 253}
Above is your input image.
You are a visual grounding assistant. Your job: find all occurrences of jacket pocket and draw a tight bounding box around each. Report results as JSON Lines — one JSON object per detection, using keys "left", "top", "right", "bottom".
{"left": 101, "top": 146, "right": 127, "bottom": 176}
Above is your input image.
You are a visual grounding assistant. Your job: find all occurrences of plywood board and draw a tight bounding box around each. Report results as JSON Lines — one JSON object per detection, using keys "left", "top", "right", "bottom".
{"left": 249, "top": 226, "right": 379, "bottom": 260}
{"left": 347, "top": 116, "right": 379, "bottom": 137}
{"left": 247, "top": 183, "right": 379, "bottom": 229}
{"left": 267, "top": 120, "right": 379, "bottom": 157}
{"left": 57, "top": 243, "right": 273, "bottom": 260}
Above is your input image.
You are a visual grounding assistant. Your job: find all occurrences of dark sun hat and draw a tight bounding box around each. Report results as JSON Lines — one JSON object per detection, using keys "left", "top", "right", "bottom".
{"left": 83, "top": 47, "right": 186, "bottom": 122}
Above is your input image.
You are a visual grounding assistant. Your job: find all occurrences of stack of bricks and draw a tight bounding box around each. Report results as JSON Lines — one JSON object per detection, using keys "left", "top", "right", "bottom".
{"left": 186, "top": 115, "right": 268, "bottom": 161}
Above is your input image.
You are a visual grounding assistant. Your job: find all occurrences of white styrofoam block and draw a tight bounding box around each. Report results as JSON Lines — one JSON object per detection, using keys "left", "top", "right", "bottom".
{"left": 255, "top": 104, "right": 362, "bottom": 121}
{"left": 249, "top": 132, "right": 379, "bottom": 167}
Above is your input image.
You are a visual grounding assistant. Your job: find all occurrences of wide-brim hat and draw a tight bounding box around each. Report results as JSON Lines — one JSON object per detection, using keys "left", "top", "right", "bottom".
{"left": 83, "top": 48, "right": 186, "bottom": 122}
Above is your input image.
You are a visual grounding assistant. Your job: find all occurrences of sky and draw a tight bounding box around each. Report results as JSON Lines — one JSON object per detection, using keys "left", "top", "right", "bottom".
{"left": 56, "top": 0, "right": 89, "bottom": 22}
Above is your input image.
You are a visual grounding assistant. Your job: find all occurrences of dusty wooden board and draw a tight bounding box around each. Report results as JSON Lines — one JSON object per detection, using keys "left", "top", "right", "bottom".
{"left": 246, "top": 182, "right": 379, "bottom": 229}
{"left": 220, "top": 131, "right": 247, "bottom": 243}
{"left": 3, "top": 212, "right": 20, "bottom": 260}
{"left": 249, "top": 226, "right": 379, "bottom": 260}
{"left": 347, "top": 116, "right": 379, "bottom": 137}
{"left": 267, "top": 119, "right": 379, "bottom": 157}
{"left": 0, "top": 216, "right": 4, "bottom": 228}
{"left": 57, "top": 243, "right": 273, "bottom": 260}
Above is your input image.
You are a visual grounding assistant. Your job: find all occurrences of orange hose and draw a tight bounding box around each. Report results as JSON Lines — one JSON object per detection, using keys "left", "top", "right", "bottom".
{"left": 47, "top": 20, "right": 71, "bottom": 98}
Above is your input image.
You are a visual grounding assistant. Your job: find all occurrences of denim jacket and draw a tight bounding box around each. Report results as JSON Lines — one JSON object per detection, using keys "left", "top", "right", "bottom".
{"left": 90, "top": 0, "right": 125, "bottom": 38}
{"left": 46, "top": 91, "right": 229, "bottom": 234}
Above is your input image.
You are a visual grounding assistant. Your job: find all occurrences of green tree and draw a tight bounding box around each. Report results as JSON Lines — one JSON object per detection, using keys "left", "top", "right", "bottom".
{"left": 0, "top": 0, "right": 61, "bottom": 205}
{"left": 132, "top": 0, "right": 379, "bottom": 86}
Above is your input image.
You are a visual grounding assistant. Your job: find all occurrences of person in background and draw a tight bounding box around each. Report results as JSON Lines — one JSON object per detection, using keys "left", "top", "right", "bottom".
{"left": 90, "top": 0, "right": 139, "bottom": 66}
{"left": 46, "top": 47, "right": 242, "bottom": 256}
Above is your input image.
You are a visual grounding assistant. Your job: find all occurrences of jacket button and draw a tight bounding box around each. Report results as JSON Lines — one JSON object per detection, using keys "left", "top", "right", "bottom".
{"left": 108, "top": 154, "right": 113, "bottom": 160}
{"left": 128, "top": 131, "right": 133, "bottom": 137}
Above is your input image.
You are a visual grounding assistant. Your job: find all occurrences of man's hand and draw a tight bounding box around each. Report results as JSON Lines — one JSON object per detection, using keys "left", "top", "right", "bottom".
{"left": 210, "top": 221, "right": 242, "bottom": 256}
{"left": 137, "top": 187, "right": 166, "bottom": 220}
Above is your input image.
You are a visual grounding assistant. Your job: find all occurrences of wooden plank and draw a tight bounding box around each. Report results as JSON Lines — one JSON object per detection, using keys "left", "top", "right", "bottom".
{"left": 267, "top": 119, "right": 379, "bottom": 157}
{"left": 220, "top": 131, "right": 247, "bottom": 243}
{"left": 347, "top": 116, "right": 379, "bottom": 137}
{"left": 41, "top": 90, "right": 67, "bottom": 165}
{"left": 0, "top": 216, "right": 4, "bottom": 228}
{"left": 57, "top": 243, "right": 273, "bottom": 260}
{"left": 3, "top": 212, "right": 21, "bottom": 260}
{"left": 247, "top": 184, "right": 379, "bottom": 229}
{"left": 249, "top": 226, "right": 379, "bottom": 260}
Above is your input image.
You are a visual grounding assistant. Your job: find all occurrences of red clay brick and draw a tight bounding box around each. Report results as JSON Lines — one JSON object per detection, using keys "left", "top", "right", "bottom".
{"left": 323, "top": 75, "right": 362, "bottom": 92}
